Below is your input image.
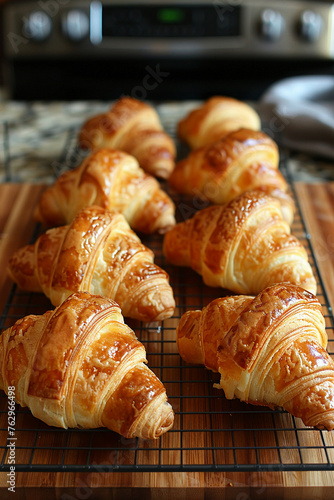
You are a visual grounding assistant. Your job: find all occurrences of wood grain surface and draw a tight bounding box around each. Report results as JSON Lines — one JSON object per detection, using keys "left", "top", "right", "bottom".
{"left": 0, "top": 183, "right": 334, "bottom": 499}
{"left": 0, "top": 183, "right": 45, "bottom": 313}
{"left": 294, "top": 182, "right": 334, "bottom": 313}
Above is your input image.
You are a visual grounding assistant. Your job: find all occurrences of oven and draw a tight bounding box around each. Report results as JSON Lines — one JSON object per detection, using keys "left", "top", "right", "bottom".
{"left": 2, "top": 1, "right": 334, "bottom": 100}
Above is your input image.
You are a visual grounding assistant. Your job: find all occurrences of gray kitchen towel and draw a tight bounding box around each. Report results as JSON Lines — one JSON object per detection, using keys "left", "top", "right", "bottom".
{"left": 257, "top": 75, "right": 334, "bottom": 160}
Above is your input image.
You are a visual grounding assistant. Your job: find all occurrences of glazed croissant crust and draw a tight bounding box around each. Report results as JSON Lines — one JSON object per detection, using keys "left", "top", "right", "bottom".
{"left": 169, "top": 128, "right": 294, "bottom": 225}
{"left": 33, "top": 148, "right": 175, "bottom": 234}
{"left": 163, "top": 190, "right": 316, "bottom": 295}
{"left": 79, "top": 97, "right": 176, "bottom": 179}
{"left": 177, "top": 283, "right": 334, "bottom": 431}
{"left": 177, "top": 96, "right": 261, "bottom": 149}
{"left": 0, "top": 292, "right": 174, "bottom": 439}
{"left": 8, "top": 206, "right": 175, "bottom": 322}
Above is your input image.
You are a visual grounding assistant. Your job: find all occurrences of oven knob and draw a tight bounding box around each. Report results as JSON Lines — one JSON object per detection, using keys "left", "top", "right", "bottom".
{"left": 62, "top": 10, "right": 89, "bottom": 42}
{"left": 259, "top": 9, "right": 284, "bottom": 41}
{"left": 298, "top": 10, "right": 323, "bottom": 42}
{"left": 22, "top": 11, "right": 52, "bottom": 42}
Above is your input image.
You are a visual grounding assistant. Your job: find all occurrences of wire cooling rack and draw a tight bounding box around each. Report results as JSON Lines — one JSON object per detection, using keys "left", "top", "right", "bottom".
{"left": 1, "top": 105, "right": 334, "bottom": 473}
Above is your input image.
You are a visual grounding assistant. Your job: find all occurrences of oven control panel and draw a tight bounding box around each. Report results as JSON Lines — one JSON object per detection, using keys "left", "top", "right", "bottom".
{"left": 3, "top": 0, "right": 334, "bottom": 59}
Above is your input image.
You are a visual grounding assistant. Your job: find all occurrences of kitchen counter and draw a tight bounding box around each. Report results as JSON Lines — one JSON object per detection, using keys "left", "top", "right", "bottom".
{"left": 0, "top": 100, "right": 192, "bottom": 183}
{"left": 1, "top": 100, "right": 334, "bottom": 499}
{"left": 1, "top": 100, "right": 334, "bottom": 184}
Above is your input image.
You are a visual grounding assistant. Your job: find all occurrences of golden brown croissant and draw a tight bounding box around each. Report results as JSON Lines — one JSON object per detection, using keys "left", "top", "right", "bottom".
{"left": 0, "top": 292, "right": 174, "bottom": 439}
{"left": 78, "top": 97, "right": 176, "bottom": 179}
{"left": 8, "top": 206, "right": 175, "bottom": 322}
{"left": 163, "top": 190, "right": 316, "bottom": 295}
{"left": 33, "top": 148, "right": 175, "bottom": 234}
{"left": 177, "top": 96, "right": 261, "bottom": 149}
{"left": 177, "top": 283, "right": 334, "bottom": 431}
{"left": 169, "top": 128, "right": 294, "bottom": 225}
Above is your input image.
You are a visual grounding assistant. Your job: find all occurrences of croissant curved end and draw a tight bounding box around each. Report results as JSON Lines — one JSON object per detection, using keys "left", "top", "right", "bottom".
{"left": 145, "top": 157, "right": 175, "bottom": 180}
{"left": 146, "top": 401, "right": 175, "bottom": 440}
{"left": 127, "top": 282, "right": 175, "bottom": 323}
{"left": 155, "top": 214, "right": 176, "bottom": 235}
{"left": 315, "top": 419, "right": 334, "bottom": 431}
{"left": 150, "top": 305, "right": 175, "bottom": 323}
{"left": 302, "top": 277, "right": 317, "bottom": 296}
{"left": 155, "top": 402, "right": 175, "bottom": 437}
{"left": 125, "top": 396, "right": 175, "bottom": 440}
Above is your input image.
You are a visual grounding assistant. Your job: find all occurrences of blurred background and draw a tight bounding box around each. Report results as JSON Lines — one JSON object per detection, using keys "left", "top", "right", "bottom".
{"left": 0, "top": 0, "right": 333, "bottom": 101}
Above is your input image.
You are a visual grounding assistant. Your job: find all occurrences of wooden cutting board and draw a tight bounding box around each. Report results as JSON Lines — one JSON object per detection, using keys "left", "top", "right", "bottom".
{"left": 0, "top": 184, "right": 46, "bottom": 314}
{"left": 294, "top": 182, "right": 334, "bottom": 313}
{"left": 1, "top": 182, "right": 334, "bottom": 499}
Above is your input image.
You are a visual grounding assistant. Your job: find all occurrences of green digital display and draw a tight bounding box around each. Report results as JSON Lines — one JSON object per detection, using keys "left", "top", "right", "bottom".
{"left": 157, "top": 8, "right": 185, "bottom": 23}
{"left": 102, "top": 5, "right": 241, "bottom": 38}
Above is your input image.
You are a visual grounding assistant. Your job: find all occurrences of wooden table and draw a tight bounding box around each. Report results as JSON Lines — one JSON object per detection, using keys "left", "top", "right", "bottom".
{"left": 0, "top": 183, "right": 334, "bottom": 499}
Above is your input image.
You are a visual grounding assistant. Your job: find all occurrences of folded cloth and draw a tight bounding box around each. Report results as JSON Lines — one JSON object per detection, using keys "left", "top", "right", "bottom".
{"left": 256, "top": 75, "right": 334, "bottom": 160}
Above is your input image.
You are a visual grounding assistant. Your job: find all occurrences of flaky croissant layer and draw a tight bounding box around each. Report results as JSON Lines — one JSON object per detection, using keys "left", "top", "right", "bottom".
{"left": 34, "top": 148, "right": 176, "bottom": 234}
{"left": 169, "top": 128, "right": 295, "bottom": 225}
{"left": 163, "top": 190, "right": 316, "bottom": 296}
{"left": 8, "top": 206, "right": 175, "bottom": 322}
{"left": 0, "top": 292, "right": 174, "bottom": 439}
{"left": 79, "top": 96, "right": 176, "bottom": 179}
{"left": 177, "top": 96, "right": 261, "bottom": 149}
{"left": 177, "top": 284, "right": 334, "bottom": 431}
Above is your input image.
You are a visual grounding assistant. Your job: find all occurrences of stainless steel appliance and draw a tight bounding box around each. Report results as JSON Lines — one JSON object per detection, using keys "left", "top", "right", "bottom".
{"left": 2, "top": 0, "right": 334, "bottom": 100}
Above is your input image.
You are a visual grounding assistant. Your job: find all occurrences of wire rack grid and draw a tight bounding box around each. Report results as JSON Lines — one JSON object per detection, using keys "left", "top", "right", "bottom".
{"left": 1, "top": 105, "right": 334, "bottom": 473}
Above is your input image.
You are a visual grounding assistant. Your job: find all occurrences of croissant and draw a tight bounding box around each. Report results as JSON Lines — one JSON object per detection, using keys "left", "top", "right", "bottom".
{"left": 0, "top": 292, "right": 174, "bottom": 439}
{"left": 177, "top": 283, "right": 334, "bottom": 431}
{"left": 33, "top": 148, "right": 175, "bottom": 234}
{"left": 8, "top": 206, "right": 175, "bottom": 322}
{"left": 169, "top": 128, "right": 294, "bottom": 225}
{"left": 78, "top": 97, "right": 176, "bottom": 179}
{"left": 163, "top": 190, "right": 316, "bottom": 295}
{"left": 177, "top": 96, "right": 261, "bottom": 149}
